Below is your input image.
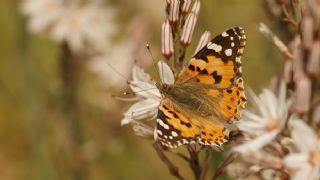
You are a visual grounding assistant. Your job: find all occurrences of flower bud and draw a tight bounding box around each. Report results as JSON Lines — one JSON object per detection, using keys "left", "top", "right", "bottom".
{"left": 181, "top": 0, "right": 191, "bottom": 13}
{"left": 161, "top": 19, "right": 174, "bottom": 58}
{"left": 194, "top": 31, "right": 211, "bottom": 54}
{"left": 291, "top": 36, "right": 304, "bottom": 82}
{"left": 180, "top": 12, "right": 197, "bottom": 46}
{"left": 168, "top": 0, "right": 180, "bottom": 24}
{"left": 307, "top": 41, "right": 320, "bottom": 76}
{"left": 301, "top": 16, "right": 314, "bottom": 49}
{"left": 191, "top": 0, "right": 200, "bottom": 15}
{"left": 283, "top": 60, "right": 293, "bottom": 83}
{"left": 293, "top": 75, "right": 311, "bottom": 115}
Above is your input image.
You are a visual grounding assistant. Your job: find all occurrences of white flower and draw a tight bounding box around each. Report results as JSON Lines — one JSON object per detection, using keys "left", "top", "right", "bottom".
{"left": 21, "top": 0, "right": 116, "bottom": 52}
{"left": 284, "top": 120, "right": 320, "bottom": 180}
{"left": 51, "top": 3, "right": 116, "bottom": 52}
{"left": 234, "top": 82, "right": 291, "bottom": 154}
{"left": 21, "top": 0, "right": 64, "bottom": 33}
{"left": 88, "top": 41, "right": 134, "bottom": 90}
{"left": 121, "top": 61, "right": 174, "bottom": 125}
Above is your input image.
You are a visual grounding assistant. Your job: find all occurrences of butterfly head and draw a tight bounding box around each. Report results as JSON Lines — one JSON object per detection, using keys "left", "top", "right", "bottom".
{"left": 156, "top": 82, "right": 171, "bottom": 96}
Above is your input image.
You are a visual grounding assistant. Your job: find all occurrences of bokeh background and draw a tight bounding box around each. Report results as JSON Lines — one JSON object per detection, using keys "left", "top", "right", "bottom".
{"left": 0, "top": 0, "right": 284, "bottom": 179}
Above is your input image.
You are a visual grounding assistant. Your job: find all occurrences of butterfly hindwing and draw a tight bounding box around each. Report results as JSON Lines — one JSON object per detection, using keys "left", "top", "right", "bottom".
{"left": 155, "top": 99, "right": 229, "bottom": 148}
{"left": 208, "top": 78, "right": 247, "bottom": 122}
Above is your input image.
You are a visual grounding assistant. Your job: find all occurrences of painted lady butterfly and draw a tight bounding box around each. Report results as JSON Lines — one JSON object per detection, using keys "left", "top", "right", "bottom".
{"left": 155, "top": 27, "right": 247, "bottom": 148}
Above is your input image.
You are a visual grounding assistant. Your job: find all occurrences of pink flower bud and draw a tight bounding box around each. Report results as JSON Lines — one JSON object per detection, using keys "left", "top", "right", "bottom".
{"left": 161, "top": 19, "right": 174, "bottom": 58}
{"left": 291, "top": 36, "right": 304, "bottom": 82}
{"left": 301, "top": 16, "right": 313, "bottom": 49}
{"left": 180, "top": 12, "right": 197, "bottom": 46}
{"left": 168, "top": 0, "right": 180, "bottom": 24}
{"left": 194, "top": 31, "right": 211, "bottom": 54}
{"left": 181, "top": 0, "right": 191, "bottom": 13}
{"left": 293, "top": 75, "right": 311, "bottom": 115}
{"left": 191, "top": 0, "right": 200, "bottom": 15}
{"left": 307, "top": 41, "right": 320, "bottom": 76}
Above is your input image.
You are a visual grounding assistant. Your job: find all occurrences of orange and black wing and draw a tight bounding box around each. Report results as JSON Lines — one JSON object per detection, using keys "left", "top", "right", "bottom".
{"left": 155, "top": 99, "right": 229, "bottom": 148}
{"left": 177, "top": 27, "right": 247, "bottom": 123}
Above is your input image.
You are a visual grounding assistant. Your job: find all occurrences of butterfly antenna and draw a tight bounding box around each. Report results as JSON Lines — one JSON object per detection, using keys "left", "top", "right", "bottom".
{"left": 105, "top": 60, "right": 129, "bottom": 83}
{"left": 105, "top": 60, "right": 160, "bottom": 98}
{"left": 112, "top": 87, "right": 158, "bottom": 101}
{"left": 146, "top": 44, "right": 162, "bottom": 84}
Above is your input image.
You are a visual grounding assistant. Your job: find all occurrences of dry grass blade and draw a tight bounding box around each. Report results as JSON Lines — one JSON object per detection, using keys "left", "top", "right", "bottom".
{"left": 258, "top": 22, "right": 294, "bottom": 60}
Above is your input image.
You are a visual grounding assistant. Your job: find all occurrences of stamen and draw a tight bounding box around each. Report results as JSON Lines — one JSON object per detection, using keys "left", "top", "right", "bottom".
{"left": 266, "top": 118, "right": 280, "bottom": 132}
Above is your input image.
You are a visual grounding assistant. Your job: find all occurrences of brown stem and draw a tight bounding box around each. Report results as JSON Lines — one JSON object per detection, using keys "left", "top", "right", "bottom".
{"left": 187, "top": 145, "right": 202, "bottom": 180}
{"left": 59, "top": 42, "right": 86, "bottom": 180}
{"left": 153, "top": 142, "right": 185, "bottom": 180}
{"left": 199, "top": 148, "right": 213, "bottom": 180}
{"left": 281, "top": 4, "right": 298, "bottom": 27}
{"left": 175, "top": 152, "right": 191, "bottom": 162}
{"left": 212, "top": 152, "right": 238, "bottom": 180}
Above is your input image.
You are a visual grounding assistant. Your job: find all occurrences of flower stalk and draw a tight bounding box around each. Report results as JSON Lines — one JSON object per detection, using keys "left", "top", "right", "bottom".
{"left": 59, "top": 42, "right": 87, "bottom": 180}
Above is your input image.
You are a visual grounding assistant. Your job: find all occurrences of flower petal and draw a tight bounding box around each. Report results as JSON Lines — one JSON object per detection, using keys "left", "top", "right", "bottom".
{"left": 290, "top": 119, "right": 318, "bottom": 152}
{"left": 233, "top": 131, "right": 278, "bottom": 154}
{"left": 284, "top": 153, "right": 309, "bottom": 169}
{"left": 121, "top": 99, "right": 159, "bottom": 125}
{"left": 158, "top": 61, "right": 174, "bottom": 85}
{"left": 291, "top": 164, "right": 313, "bottom": 180}
{"left": 130, "top": 80, "right": 160, "bottom": 100}
{"left": 308, "top": 167, "right": 320, "bottom": 180}
{"left": 262, "top": 89, "right": 277, "bottom": 119}
{"left": 249, "top": 89, "right": 270, "bottom": 120}
{"left": 132, "top": 65, "right": 154, "bottom": 84}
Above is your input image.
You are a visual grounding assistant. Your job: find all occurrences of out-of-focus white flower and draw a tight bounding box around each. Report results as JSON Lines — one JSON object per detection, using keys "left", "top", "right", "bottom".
{"left": 51, "top": 4, "right": 116, "bottom": 52}
{"left": 284, "top": 120, "right": 320, "bottom": 180}
{"left": 21, "top": 0, "right": 64, "bottom": 33}
{"left": 21, "top": 0, "right": 116, "bottom": 52}
{"left": 88, "top": 41, "right": 134, "bottom": 90}
{"left": 234, "top": 82, "right": 291, "bottom": 154}
{"left": 121, "top": 61, "right": 174, "bottom": 125}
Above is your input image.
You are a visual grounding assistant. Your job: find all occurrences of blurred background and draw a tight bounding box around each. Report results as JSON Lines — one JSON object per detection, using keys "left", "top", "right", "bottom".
{"left": 0, "top": 0, "right": 284, "bottom": 179}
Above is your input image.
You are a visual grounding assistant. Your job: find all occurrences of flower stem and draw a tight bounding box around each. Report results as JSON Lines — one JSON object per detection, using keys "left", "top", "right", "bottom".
{"left": 153, "top": 141, "right": 185, "bottom": 180}
{"left": 59, "top": 42, "right": 86, "bottom": 180}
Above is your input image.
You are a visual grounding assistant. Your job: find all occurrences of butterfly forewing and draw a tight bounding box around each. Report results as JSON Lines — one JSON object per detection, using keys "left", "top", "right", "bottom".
{"left": 176, "top": 27, "right": 246, "bottom": 87}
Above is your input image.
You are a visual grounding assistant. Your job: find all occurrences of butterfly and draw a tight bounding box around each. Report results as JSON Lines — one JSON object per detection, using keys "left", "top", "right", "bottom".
{"left": 155, "top": 27, "right": 247, "bottom": 148}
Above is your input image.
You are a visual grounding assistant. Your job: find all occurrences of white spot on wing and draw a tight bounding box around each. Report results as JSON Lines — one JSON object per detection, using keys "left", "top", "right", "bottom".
{"left": 230, "top": 36, "right": 234, "bottom": 40}
{"left": 225, "top": 49, "right": 232, "bottom": 56}
{"left": 222, "top": 32, "right": 229, "bottom": 37}
{"left": 171, "top": 131, "right": 178, "bottom": 137}
{"left": 157, "top": 130, "right": 163, "bottom": 135}
{"left": 207, "top": 42, "right": 222, "bottom": 52}
{"left": 231, "top": 42, "right": 235, "bottom": 47}
{"left": 157, "top": 119, "right": 169, "bottom": 130}
{"left": 239, "top": 67, "right": 242, "bottom": 73}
